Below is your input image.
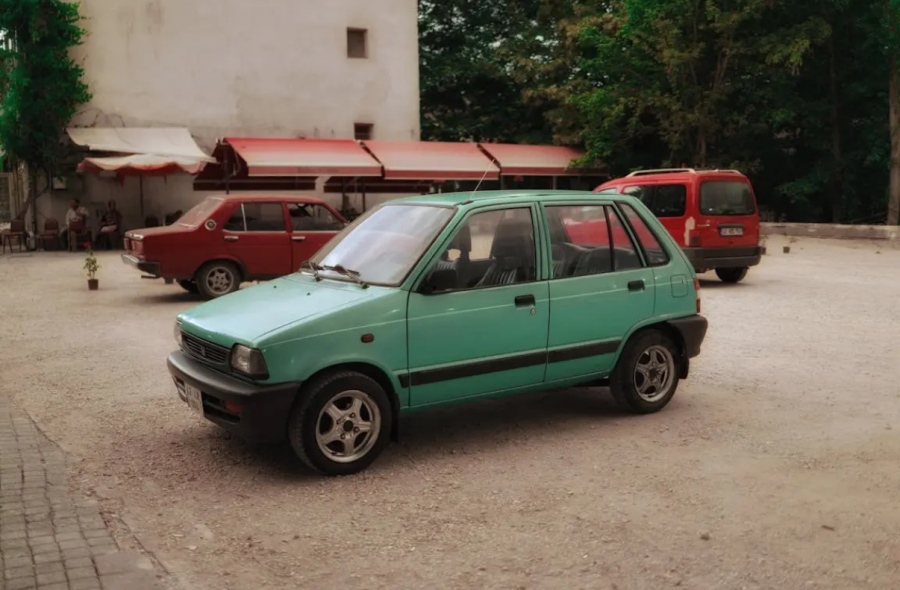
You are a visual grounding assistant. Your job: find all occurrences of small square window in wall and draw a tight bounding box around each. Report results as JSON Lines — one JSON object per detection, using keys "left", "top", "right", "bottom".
{"left": 354, "top": 123, "right": 373, "bottom": 140}
{"left": 347, "top": 28, "right": 368, "bottom": 58}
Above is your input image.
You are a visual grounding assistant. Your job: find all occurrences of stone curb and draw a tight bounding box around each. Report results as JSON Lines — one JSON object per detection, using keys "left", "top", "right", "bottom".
{"left": 761, "top": 222, "right": 899, "bottom": 241}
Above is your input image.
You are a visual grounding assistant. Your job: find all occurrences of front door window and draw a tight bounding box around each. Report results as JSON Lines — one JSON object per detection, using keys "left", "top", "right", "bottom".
{"left": 288, "top": 203, "right": 345, "bottom": 231}
{"left": 424, "top": 207, "right": 537, "bottom": 291}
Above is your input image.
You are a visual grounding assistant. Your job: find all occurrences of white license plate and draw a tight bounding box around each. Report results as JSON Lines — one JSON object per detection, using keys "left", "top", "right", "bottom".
{"left": 720, "top": 227, "right": 743, "bottom": 236}
{"left": 185, "top": 384, "right": 204, "bottom": 415}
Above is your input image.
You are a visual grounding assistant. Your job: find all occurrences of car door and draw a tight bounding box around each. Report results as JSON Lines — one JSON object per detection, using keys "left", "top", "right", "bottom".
{"left": 406, "top": 204, "right": 550, "bottom": 407}
{"left": 287, "top": 202, "right": 346, "bottom": 271}
{"left": 222, "top": 201, "right": 292, "bottom": 278}
{"left": 542, "top": 202, "right": 658, "bottom": 382}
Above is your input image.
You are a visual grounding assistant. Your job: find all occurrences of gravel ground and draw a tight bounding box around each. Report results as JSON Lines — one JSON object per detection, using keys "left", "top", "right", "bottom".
{"left": 1, "top": 235, "right": 899, "bottom": 590}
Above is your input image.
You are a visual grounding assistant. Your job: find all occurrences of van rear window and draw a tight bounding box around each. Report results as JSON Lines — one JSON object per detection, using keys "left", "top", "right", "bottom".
{"left": 699, "top": 181, "right": 756, "bottom": 216}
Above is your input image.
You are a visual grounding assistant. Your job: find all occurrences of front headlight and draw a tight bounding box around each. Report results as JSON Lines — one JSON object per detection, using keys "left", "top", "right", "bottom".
{"left": 174, "top": 321, "right": 183, "bottom": 348}
{"left": 230, "top": 344, "right": 268, "bottom": 379}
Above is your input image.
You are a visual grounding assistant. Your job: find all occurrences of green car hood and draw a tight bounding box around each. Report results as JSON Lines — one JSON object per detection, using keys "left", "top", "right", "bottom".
{"left": 177, "top": 274, "right": 385, "bottom": 346}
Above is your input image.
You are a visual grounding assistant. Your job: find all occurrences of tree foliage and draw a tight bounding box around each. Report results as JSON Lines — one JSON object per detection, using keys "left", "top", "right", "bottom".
{"left": 419, "top": 0, "right": 900, "bottom": 223}
{"left": 0, "top": 0, "right": 90, "bottom": 184}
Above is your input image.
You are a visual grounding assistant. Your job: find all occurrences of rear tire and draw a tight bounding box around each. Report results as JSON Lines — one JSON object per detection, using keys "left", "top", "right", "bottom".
{"left": 196, "top": 261, "right": 241, "bottom": 299}
{"left": 287, "top": 371, "right": 392, "bottom": 476}
{"left": 176, "top": 279, "right": 199, "bottom": 294}
{"left": 715, "top": 267, "right": 748, "bottom": 283}
{"left": 610, "top": 329, "right": 681, "bottom": 414}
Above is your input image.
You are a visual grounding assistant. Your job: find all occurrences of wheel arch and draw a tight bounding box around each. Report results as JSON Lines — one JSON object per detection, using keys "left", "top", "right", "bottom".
{"left": 191, "top": 257, "right": 247, "bottom": 282}
{"left": 620, "top": 321, "right": 689, "bottom": 379}
{"left": 291, "top": 362, "right": 402, "bottom": 443}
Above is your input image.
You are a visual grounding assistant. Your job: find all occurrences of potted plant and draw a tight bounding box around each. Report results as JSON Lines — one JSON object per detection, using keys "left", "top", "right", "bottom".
{"left": 84, "top": 245, "right": 100, "bottom": 290}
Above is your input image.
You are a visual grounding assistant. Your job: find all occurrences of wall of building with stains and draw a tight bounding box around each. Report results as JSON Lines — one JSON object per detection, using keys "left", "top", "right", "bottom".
{"left": 35, "top": 0, "right": 420, "bottom": 232}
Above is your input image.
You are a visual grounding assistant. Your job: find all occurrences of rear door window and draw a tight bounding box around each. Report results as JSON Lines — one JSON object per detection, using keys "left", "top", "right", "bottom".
{"left": 623, "top": 184, "right": 687, "bottom": 218}
{"left": 699, "top": 181, "right": 756, "bottom": 216}
{"left": 618, "top": 204, "right": 670, "bottom": 267}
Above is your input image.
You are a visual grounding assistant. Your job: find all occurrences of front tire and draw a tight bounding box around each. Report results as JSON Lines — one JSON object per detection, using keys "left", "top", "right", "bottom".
{"left": 610, "top": 329, "right": 681, "bottom": 414}
{"left": 715, "top": 267, "right": 748, "bottom": 283}
{"left": 288, "top": 371, "right": 392, "bottom": 476}
{"left": 196, "top": 261, "right": 241, "bottom": 299}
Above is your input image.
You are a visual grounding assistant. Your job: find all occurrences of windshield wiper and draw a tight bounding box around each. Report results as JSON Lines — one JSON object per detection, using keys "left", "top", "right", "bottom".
{"left": 300, "top": 260, "right": 323, "bottom": 279}
{"left": 319, "top": 264, "right": 368, "bottom": 288}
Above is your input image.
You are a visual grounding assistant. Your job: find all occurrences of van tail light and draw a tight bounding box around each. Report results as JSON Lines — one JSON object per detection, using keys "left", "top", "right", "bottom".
{"left": 694, "top": 278, "right": 701, "bottom": 313}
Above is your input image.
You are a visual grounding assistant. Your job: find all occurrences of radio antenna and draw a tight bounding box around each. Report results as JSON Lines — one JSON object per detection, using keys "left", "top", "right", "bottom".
{"left": 470, "top": 159, "right": 496, "bottom": 196}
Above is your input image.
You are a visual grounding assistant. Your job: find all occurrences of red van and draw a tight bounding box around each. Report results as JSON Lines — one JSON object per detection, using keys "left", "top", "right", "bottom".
{"left": 122, "top": 194, "right": 346, "bottom": 299}
{"left": 595, "top": 168, "right": 764, "bottom": 283}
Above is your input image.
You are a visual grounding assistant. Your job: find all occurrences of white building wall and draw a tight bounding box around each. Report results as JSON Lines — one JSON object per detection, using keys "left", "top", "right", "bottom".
{"left": 37, "top": 0, "right": 420, "bottom": 231}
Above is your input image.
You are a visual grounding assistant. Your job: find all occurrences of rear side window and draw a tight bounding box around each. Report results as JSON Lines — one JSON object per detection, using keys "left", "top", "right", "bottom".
{"left": 618, "top": 204, "right": 670, "bottom": 267}
{"left": 623, "top": 184, "right": 686, "bottom": 217}
{"left": 699, "top": 181, "right": 756, "bottom": 216}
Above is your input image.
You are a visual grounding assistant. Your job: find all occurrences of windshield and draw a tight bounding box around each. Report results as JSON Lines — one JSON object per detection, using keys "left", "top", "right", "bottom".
{"left": 178, "top": 197, "right": 223, "bottom": 227}
{"left": 309, "top": 204, "right": 455, "bottom": 286}
{"left": 699, "top": 181, "right": 756, "bottom": 216}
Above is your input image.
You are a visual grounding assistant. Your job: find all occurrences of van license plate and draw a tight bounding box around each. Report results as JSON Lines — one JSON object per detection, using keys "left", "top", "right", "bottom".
{"left": 185, "top": 384, "right": 204, "bottom": 415}
{"left": 720, "top": 227, "right": 743, "bottom": 236}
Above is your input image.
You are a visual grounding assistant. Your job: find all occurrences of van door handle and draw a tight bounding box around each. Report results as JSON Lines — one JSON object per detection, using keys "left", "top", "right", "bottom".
{"left": 292, "top": 235, "right": 306, "bottom": 242}
{"left": 224, "top": 235, "right": 239, "bottom": 242}
{"left": 628, "top": 280, "right": 645, "bottom": 292}
{"left": 514, "top": 294, "right": 535, "bottom": 307}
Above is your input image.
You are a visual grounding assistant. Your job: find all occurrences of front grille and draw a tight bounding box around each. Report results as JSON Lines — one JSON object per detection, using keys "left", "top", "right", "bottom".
{"left": 181, "top": 333, "right": 229, "bottom": 365}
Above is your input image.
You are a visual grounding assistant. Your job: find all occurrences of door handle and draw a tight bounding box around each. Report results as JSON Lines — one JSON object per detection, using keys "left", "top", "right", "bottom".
{"left": 514, "top": 294, "right": 536, "bottom": 307}
{"left": 291, "top": 235, "right": 306, "bottom": 242}
{"left": 224, "top": 235, "right": 239, "bottom": 242}
{"left": 628, "top": 280, "right": 645, "bottom": 292}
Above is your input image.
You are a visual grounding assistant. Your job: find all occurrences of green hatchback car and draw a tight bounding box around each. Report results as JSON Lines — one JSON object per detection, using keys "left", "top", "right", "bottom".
{"left": 168, "top": 190, "right": 708, "bottom": 475}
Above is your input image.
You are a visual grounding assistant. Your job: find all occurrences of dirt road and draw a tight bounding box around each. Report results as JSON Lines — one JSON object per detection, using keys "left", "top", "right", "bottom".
{"left": 1, "top": 235, "right": 898, "bottom": 589}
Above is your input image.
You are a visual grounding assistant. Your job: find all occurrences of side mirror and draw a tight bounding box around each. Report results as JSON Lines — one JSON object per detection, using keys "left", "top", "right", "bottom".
{"left": 419, "top": 268, "right": 458, "bottom": 294}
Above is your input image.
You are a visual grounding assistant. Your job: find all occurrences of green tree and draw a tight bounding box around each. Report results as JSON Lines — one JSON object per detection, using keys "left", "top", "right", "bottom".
{"left": 565, "top": 0, "right": 830, "bottom": 172}
{"left": 418, "top": 0, "right": 558, "bottom": 143}
{"left": 0, "top": 0, "right": 91, "bottom": 228}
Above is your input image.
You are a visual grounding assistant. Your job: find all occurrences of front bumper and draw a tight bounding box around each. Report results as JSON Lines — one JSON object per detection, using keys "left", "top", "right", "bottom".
{"left": 667, "top": 314, "right": 709, "bottom": 359}
{"left": 166, "top": 350, "right": 300, "bottom": 442}
{"left": 121, "top": 253, "right": 161, "bottom": 277}
{"left": 682, "top": 246, "right": 763, "bottom": 271}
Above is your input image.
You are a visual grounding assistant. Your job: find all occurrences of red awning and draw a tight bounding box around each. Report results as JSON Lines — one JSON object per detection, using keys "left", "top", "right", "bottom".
{"left": 224, "top": 137, "right": 382, "bottom": 177}
{"left": 361, "top": 140, "right": 499, "bottom": 181}
{"left": 478, "top": 143, "right": 589, "bottom": 176}
{"left": 323, "top": 177, "right": 436, "bottom": 194}
{"left": 77, "top": 155, "right": 207, "bottom": 176}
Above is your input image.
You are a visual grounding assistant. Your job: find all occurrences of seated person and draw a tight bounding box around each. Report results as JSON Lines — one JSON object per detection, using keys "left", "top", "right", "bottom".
{"left": 96, "top": 199, "right": 123, "bottom": 249}
{"left": 60, "top": 198, "right": 89, "bottom": 250}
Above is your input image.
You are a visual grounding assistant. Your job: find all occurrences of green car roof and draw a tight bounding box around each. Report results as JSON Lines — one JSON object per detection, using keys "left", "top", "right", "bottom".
{"left": 385, "top": 189, "right": 628, "bottom": 208}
